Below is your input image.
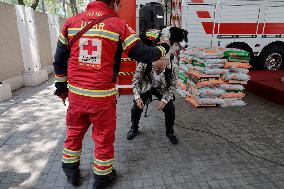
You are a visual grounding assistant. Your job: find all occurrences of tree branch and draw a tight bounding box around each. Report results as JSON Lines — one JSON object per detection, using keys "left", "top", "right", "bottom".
{"left": 31, "top": 0, "right": 40, "bottom": 10}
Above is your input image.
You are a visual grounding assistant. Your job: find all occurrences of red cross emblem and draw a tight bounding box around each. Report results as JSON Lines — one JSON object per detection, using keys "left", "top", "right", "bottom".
{"left": 83, "top": 40, "right": 98, "bottom": 55}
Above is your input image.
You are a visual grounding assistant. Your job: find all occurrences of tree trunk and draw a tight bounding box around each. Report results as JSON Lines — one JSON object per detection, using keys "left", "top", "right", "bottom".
{"left": 31, "top": 0, "right": 40, "bottom": 10}
{"left": 18, "top": 0, "right": 25, "bottom": 6}
{"left": 70, "top": 0, "right": 78, "bottom": 15}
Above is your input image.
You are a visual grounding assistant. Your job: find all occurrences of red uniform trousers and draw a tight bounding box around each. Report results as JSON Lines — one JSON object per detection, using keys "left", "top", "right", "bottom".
{"left": 62, "top": 92, "right": 116, "bottom": 176}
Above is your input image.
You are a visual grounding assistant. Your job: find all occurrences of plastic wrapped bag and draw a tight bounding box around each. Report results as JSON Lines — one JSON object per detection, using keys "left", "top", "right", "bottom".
{"left": 224, "top": 62, "right": 252, "bottom": 69}
{"left": 187, "top": 79, "right": 196, "bottom": 88}
{"left": 187, "top": 95, "right": 224, "bottom": 105}
{"left": 224, "top": 73, "right": 250, "bottom": 81}
{"left": 178, "top": 73, "right": 188, "bottom": 83}
{"left": 193, "top": 47, "right": 226, "bottom": 59}
{"left": 219, "top": 84, "right": 245, "bottom": 91}
{"left": 219, "top": 99, "right": 247, "bottom": 107}
{"left": 176, "top": 88, "right": 190, "bottom": 97}
{"left": 203, "top": 68, "right": 229, "bottom": 75}
{"left": 196, "top": 78, "right": 225, "bottom": 88}
{"left": 224, "top": 48, "right": 250, "bottom": 58}
{"left": 192, "top": 57, "right": 226, "bottom": 67}
{"left": 177, "top": 80, "right": 187, "bottom": 90}
{"left": 228, "top": 56, "right": 250, "bottom": 63}
{"left": 229, "top": 68, "right": 249, "bottom": 74}
{"left": 189, "top": 87, "right": 226, "bottom": 97}
{"left": 220, "top": 92, "right": 245, "bottom": 99}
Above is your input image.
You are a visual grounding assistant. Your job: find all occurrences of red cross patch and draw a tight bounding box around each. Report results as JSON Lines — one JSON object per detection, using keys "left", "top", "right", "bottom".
{"left": 79, "top": 38, "right": 102, "bottom": 69}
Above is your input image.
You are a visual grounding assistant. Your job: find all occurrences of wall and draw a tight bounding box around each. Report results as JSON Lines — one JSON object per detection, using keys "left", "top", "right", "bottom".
{"left": 0, "top": 2, "right": 24, "bottom": 81}
{"left": 34, "top": 11, "right": 53, "bottom": 67}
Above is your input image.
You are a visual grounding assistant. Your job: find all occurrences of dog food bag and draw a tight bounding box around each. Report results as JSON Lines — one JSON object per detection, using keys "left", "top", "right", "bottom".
{"left": 219, "top": 99, "right": 247, "bottom": 107}
{"left": 177, "top": 80, "right": 187, "bottom": 90}
{"left": 190, "top": 95, "right": 224, "bottom": 105}
{"left": 176, "top": 88, "right": 190, "bottom": 98}
{"left": 195, "top": 87, "right": 226, "bottom": 98}
{"left": 229, "top": 68, "right": 249, "bottom": 74}
{"left": 178, "top": 72, "right": 188, "bottom": 83}
{"left": 224, "top": 73, "right": 250, "bottom": 81}
{"left": 228, "top": 56, "right": 250, "bottom": 63}
{"left": 224, "top": 62, "right": 252, "bottom": 69}
{"left": 196, "top": 79, "right": 220, "bottom": 88}
{"left": 220, "top": 92, "right": 245, "bottom": 99}
{"left": 192, "top": 57, "right": 226, "bottom": 67}
{"left": 203, "top": 68, "right": 229, "bottom": 75}
{"left": 224, "top": 49, "right": 250, "bottom": 58}
{"left": 179, "top": 64, "right": 190, "bottom": 73}
{"left": 219, "top": 84, "right": 245, "bottom": 91}
{"left": 187, "top": 79, "right": 197, "bottom": 88}
{"left": 193, "top": 46, "right": 226, "bottom": 59}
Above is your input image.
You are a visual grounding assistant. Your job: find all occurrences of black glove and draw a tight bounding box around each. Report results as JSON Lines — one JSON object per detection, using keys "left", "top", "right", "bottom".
{"left": 54, "top": 82, "right": 68, "bottom": 97}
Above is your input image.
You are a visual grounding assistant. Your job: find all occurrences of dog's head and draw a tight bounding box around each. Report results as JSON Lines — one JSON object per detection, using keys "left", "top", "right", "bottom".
{"left": 160, "top": 26, "right": 188, "bottom": 50}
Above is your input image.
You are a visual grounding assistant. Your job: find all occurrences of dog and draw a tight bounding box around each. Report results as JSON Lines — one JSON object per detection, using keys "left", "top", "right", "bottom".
{"left": 140, "top": 26, "right": 189, "bottom": 63}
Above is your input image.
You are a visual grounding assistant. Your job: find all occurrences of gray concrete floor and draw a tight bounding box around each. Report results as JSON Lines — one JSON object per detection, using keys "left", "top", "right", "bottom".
{"left": 0, "top": 77, "right": 283, "bottom": 189}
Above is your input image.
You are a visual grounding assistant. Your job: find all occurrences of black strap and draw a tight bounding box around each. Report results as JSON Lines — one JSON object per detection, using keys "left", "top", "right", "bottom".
{"left": 68, "top": 14, "right": 114, "bottom": 51}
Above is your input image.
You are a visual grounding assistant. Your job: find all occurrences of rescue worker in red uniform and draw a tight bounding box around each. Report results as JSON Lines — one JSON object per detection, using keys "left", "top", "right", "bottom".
{"left": 53, "top": 0, "right": 172, "bottom": 188}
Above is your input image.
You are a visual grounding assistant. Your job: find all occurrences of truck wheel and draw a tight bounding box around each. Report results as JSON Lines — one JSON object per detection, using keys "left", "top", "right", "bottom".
{"left": 259, "top": 45, "right": 284, "bottom": 70}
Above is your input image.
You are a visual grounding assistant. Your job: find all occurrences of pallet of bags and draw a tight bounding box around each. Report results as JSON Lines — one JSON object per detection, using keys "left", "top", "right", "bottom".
{"left": 177, "top": 47, "right": 252, "bottom": 108}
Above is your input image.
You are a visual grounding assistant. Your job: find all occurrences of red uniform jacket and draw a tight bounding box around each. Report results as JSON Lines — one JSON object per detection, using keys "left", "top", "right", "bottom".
{"left": 53, "top": 1, "right": 169, "bottom": 97}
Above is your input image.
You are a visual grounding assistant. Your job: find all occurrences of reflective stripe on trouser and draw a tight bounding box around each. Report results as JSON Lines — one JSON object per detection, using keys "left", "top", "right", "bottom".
{"left": 64, "top": 93, "right": 116, "bottom": 174}
{"left": 62, "top": 148, "right": 81, "bottom": 164}
{"left": 93, "top": 158, "right": 114, "bottom": 175}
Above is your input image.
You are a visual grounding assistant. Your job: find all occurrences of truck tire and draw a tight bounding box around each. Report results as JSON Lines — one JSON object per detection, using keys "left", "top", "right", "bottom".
{"left": 259, "top": 45, "right": 284, "bottom": 70}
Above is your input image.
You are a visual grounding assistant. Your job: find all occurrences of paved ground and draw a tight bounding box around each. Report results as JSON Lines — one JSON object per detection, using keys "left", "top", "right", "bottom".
{"left": 0, "top": 77, "right": 283, "bottom": 189}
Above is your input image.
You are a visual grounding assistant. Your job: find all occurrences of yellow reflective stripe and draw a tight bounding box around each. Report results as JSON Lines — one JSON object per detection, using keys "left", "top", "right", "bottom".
{"left": 123, "top": 34, "right": 140, "bottom": 50}
{"left": 68, "top": 29, "right": 119, "bottom": 41}
{"left": 63, "top": 148, "right": 81, "bottom": 156}
{"left": 93, "top": 167, "right": 113, "bottom": 175}
{"left": 62, "top": 156, "right": 80, "bottom": 164}
{"left": 59, "top": 33, "right": 68, "bottom": 45}
{"left": 94, "top": 158, "right": 114, "bottom": 166}
{"left": 68, "top": 28, "right": 119, "bottom": 36}
{"left": 68, "top": 84, "right": 117, "bottom": 97}
{"left": 156, "top": 46, "right": 166, "bottom": 57}
{"left": 121, "top": 58, "right": 134, "bottom": 62}
{"left": 146, "top": 32, "right": 159, "bottom": 39}
{"left": 55, "top": 75, "right": 67, "bottom": 82}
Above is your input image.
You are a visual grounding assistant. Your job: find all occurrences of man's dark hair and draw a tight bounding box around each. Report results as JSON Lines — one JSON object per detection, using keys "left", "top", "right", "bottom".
{"left": 97, "top": 0, "right": 120, "bottom": 5}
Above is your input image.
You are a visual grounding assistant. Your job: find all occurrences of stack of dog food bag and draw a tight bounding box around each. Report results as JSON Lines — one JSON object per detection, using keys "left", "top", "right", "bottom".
{"left": 177, "top": 47, "right": 251, "bottom": 107}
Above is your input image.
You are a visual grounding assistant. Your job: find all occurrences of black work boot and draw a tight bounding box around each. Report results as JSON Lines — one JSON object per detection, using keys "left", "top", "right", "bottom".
{"left": 93, "top": 169, "right": 117, "bottom": 189}
{"left": 62, "top": 162, "right": 80, "bottom": 186}
{"left": 127, "top": 128, "right": 139, "bottom": 140}
{"left": 167, "top": 134, "right": 178, "bottom": 145}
